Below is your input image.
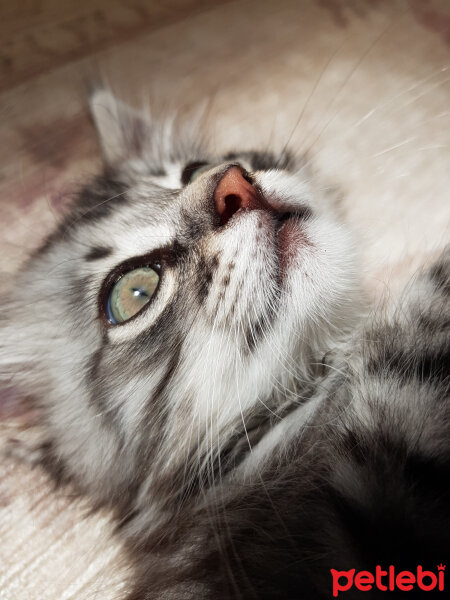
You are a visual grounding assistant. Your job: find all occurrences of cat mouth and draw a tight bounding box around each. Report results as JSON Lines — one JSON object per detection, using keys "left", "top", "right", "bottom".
{"left": 213, "top": 165, "right": 311, "bottom": 276}
{"left": 274, "top": 208, "right": 311, "bottom": 232}
{"left": 213, "top": 165, "right": 311, "bottom": 228}
{"left": 273, "top": 211, "right": 310, "bottom": 278}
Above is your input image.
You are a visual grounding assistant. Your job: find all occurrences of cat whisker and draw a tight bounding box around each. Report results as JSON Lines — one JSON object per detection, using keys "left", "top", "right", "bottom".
{"left": 275, "top": 34, "right": 349, "bottom": 169}
{"left": 300, "top": 8, "right": 408, "bottom": 157}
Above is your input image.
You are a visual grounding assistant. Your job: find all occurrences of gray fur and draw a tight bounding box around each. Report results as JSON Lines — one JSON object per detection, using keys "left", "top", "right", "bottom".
{"left": 0, "top": 91, "right": 448, "bottom": 599}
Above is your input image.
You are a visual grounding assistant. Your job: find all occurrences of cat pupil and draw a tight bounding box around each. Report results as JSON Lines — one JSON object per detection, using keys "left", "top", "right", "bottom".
{"left": 132, "top": 288, "right": 148, "bottom": 298}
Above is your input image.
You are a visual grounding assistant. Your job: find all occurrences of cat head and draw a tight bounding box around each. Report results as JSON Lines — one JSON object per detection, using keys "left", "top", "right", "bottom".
{"left": 0, "top": 91, "right": 360, "bottom": 511}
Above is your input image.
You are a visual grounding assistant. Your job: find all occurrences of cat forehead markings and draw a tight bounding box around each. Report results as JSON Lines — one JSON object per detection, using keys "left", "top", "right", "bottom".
{"left": 84, "top": 246, "right": 113, "bottom": 261}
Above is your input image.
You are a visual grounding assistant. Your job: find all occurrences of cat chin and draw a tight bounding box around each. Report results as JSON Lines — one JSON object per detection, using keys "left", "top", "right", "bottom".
{"left": 277, "top": 217, "right": 311, "bottom": 280}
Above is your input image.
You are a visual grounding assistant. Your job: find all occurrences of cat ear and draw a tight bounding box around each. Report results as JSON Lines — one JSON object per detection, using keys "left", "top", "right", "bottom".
{"left": 89, "top": 89, "right": 151, "bottom": 164}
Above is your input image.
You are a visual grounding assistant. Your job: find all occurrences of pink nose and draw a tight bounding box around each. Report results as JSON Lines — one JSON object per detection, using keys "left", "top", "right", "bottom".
{"left": 213, "top": 167, "right": 263, "bottom": 226}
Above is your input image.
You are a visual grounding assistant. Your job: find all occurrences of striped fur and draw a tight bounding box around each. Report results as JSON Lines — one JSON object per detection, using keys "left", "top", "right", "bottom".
{"left": 0, "top": 92, "right": 448, "bottom": 598}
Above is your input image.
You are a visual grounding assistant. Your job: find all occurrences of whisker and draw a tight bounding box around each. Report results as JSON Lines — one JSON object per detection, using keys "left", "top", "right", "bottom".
{"left": 275, "top": 34, "right": 349, "bottom": 168}
{"left": 302, "top": 6, "right": 409, "bottom": 156}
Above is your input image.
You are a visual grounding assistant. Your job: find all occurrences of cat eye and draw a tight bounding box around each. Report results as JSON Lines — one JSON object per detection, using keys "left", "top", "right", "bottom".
{"left": 181, "top": 161, "right": 210, "bottom": 185}
{"left": 106, "top": 266, "right": 160, "bottom": 324}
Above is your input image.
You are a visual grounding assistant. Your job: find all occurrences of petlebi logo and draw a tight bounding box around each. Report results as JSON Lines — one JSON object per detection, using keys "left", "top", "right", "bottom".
{"left": 330, "top": 564, "right": 446, "bottom": 596}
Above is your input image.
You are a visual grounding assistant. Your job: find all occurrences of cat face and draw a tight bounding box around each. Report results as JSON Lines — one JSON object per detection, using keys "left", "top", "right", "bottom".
{"left": 0, "top": 92, "right": 359, "bottom": 510}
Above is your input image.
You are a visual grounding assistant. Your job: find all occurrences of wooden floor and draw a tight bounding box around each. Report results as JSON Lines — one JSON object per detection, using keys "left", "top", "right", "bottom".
{"left": 0, "top": 1, "right": 449, "bottom": 598}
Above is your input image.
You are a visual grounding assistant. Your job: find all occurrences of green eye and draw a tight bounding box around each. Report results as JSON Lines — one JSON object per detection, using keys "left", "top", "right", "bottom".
{"left": 181, "top": 161, "right": 212, "bottom": 185}
{"left": 106, "top": 266, "right": 159, "bottom": 324}
{"left": 189, "top": 164, "right": 211, "bottom": 182}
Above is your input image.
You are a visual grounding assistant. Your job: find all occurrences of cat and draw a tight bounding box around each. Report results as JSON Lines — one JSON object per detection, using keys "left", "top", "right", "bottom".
{"left": 0, "top": 90, "right": 448, "bottom": 599}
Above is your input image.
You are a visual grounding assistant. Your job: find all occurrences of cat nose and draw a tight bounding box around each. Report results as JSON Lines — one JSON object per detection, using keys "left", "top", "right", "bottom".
{"left": 213, "top": 166, "right": 264, "bottom": 226}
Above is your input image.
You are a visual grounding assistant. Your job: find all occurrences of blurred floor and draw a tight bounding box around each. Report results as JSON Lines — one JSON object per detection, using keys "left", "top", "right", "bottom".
{"left": 0, "top": 1, "right": 449, "bottom": 598}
